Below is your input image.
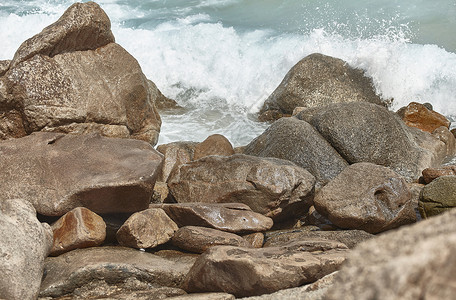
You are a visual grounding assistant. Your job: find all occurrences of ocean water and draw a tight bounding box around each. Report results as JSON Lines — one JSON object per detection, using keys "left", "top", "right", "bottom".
{"left": 0, "top": 0, "right": 455, "bottom": 146}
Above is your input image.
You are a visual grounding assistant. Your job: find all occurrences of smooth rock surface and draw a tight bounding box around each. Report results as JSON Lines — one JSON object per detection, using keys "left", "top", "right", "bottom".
{"left": 116, "top": 208, "right": 178, "bottom": 249}
{"left": 153, "top": 202, "right": 273, "bottom": 233}
{"left": 171, "top": 226, "right": 250, "bottom": 253}
{"left": 168, "top": 154, "right": 316, "bottom": 221}
{"left": 157, "top": 141, "right": 197, "bottom": 182}
{"left": 0, "top": 199, "right": 53, "bottom": 300}
{"left": 51, "top": 207, "right": 106, "bottom": 256}
{"left": 259, "top": 53, "right": 383, "bottom": 119}
{"left": 244, "top": 117, "right": 348, "bottom": 186}
{"left": 397, "top": 102, "right": 451, "bottom": 133}
{"left": 243, "top": 232, "right": 265, "bottom": 248}
{"left": 325, "top": 208, "right": 456, "bottom": 300}
{"left": 193, "top": 134, "right": 235, "bottom": 160}
{"left": 314, "top": 162, "right": 415, "bottom": 234}
{"left": 0, "top": 132, "right": 162, "bottom": 216}
{"left": 40, "top": 246, "right": 194, "bottom": 298}
{"left": 183, "top": 240, "right": 349, "bottom": 297}
{"left": 419, "top": 175, "right": 456, "bottom": 218}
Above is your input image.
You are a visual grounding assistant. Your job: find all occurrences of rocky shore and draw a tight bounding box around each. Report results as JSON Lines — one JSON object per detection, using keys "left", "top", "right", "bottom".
{"left": 1, "top": 2, "right": 455, "bottom": 300}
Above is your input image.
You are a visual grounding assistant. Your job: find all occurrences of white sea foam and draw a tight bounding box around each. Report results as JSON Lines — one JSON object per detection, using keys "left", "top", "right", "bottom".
{"left": 1, "top": 0, "right": 455, "bottom": 146}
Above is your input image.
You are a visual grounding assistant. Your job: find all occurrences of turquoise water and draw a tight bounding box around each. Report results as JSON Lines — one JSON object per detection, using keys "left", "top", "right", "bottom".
{"left": 1, "top": 0, "right": 455, "bottom": 145}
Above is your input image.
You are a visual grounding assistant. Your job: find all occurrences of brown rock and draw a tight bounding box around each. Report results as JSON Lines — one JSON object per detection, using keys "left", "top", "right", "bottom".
{"left": 152, "top": 181, "right": 170, "bottom": 203}
{"left": 243, "top": 232, "right": 265, "bottom": 248}
{"left": 193, "top": 134, "right": 235, "bottom": 160}
{"left": 147, "top": 79, "right": 180, "bottom": 110}
{"left": 167, "top": 293, "right": 235, "bottom": 300}
{"left": 325, "top": 208, "right": 456, "bottom": 300}
{"left": 182, "top": 240, "right": 349, "bottom": 297}
{"left": 397, "top": 102, "right": 451, "bottom": 133}
{"left": 0, "top": 60, "right": 9, "bottom": 76}
{"left": 154, "top": 202, "right": 273, "bottom": 233}
{"left": 51, "top": 207, "right": 106, "bottom": 256}
{"left": 116, "top": 208, "right": 178, "bottom": 249}
{"left": 422, "top": 165, "right": 456, "bottom": 183}
{"left": 39, "top": 246, "right": 194, "bottom": 298}
{"left": 314, "top": 162, "right": 416, "bottom": 234}
{"left": 418, "top": 175, "right": 456, "bottom": 218}
{"left": 259, "top": 53, "right": 384, "bottom": 117}
{"left": 168, "top": 154, "right": 316, "bottom": 221}
{"left": 264, "top": 229, "right": 373, "bottom": 249}
{"left": 0, "top": 132, "right": 162, "bottom": 216}
{"left": 171, "top": 226, "right": 250, "bottom": 253}
{"left": 432, "top": 126, "right": 456, "bottom": 156}
{"left": 10, "top": 2, "right": 114, "bottom": 68}
{"left": 451, "top": 128, "right": 456, "bottom": 139}
{"left": 157, "top": 141, "right": 197, "bottom": 182}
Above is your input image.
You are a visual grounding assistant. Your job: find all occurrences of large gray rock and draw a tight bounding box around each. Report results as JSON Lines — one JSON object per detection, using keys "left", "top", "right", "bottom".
{"left": 167, "top": 154, "right": 316, "bottom": 221}
{"left": 0, "top": 132, "right": 163, "bottom": 216}
{"left": 0, "top": 199, "right": 53, "bottom": 300}
{"left": 1, "top": 2, "right": 161, "bottom": 145}
{"left": 259, "top": 53, "right": 384, "bottom": 119}
{"left": 299, "top": 102, "right": 446, "bottom": 180}
{"left": 39, "top": 246, "right": 195, "bottom": 298}
{"left": 183, "top": 240, "right": 349, "bottom": 297}
{"left": 313, "top": 162, "right": 416, "bottom": 234}
{"left": 419, "top": 175, "right": 456, "bottom": 218}
{"left": 325, "top": 208, "right": 456, "bottom": 300}
{"left": 244, "top": 117, "right": 348, "bottom": 186}
{"left": 153, "top": 203, "right": 273, "bottom": 233}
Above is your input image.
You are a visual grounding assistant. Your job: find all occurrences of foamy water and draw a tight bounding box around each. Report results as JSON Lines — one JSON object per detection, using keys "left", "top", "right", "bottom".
{"left": 1, "top": 0, "right": 455, "bottom": 146}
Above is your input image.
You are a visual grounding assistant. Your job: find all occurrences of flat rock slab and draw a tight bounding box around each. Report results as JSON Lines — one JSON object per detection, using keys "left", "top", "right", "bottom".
{"left": 264, "top": 229, "right": 373, "bottom": 249}
{"left": 116, "top": 208, "right": 178, "bottom": 249}
{"left": 0, "top": 132, "right": 163, "bottom": 216}
{"left": 39, "top": 246, "right": 195, "bottom": 298}
{"left": 168, "top": 154, "right": 316, "bottom": 221}
{"left": 0, "top": 199, "right": 53, "bottom": 300}
{"left": 183, "top": 240, "right": 349, "bottom": 297}
{"left": 314, "top": 162, "right": 416, "bottom": 234}
{"left": 51, "top": 207, "right": 106, "bottom": 256}
{"left": 325, "top": 208, "right": 456, "bottom": 300}
{"left": 154, "top": 203, "right": 273, "bottom": 233}
{"left": 172, "top": 226, "right": 250, "bottom": 253}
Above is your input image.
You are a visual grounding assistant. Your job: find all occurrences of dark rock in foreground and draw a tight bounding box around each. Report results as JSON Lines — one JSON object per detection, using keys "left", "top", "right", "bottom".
{"left": 0, "top": 132, "right": 163, "bottom": 216}
{"left": 418, "top": 175, "right": 456, "bottom": 218}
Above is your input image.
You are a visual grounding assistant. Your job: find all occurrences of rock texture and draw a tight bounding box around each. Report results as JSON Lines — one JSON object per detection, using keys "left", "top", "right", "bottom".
{"left": 154, "top": 203, "right": 273, "bottom": 233}
{"left": 244, "top": 117, "right": 348, "bottom": 186}
{"left": 325, "top": 208, "right": 456, "bottom": 300}
{"left": 397, "top": 102, "right": 451, "bottom": 133}
{"left": 259, "top": 53, "right": 384, "bottom": 120}
{"left": 1, "top": 2, "right": 162, "bottom": 145}
{"left": 418, "top": 175, "right": 456, "bottom": 218}
{"left": 0, "top": 132, "right": 163, "bottom": 216}
{"left": 168, "top": 154, "right": 316, "bottom": 221}
{"left": 157, "top": 141, "right": 198, "bottom": 182}
{"left": 51, "top": 207, "right": 106, "bottom": 256}
{"left": 0, "top": 199, "right": 53, "bottom": 300}
{"left": 171, "top": 226, "right": 250, "bottom": 253}
{"left": 314, "top": 163, "right": 415, "bottom": 234}
{"left": 422, "top": 165, "right": 456, "bottom": 183}
{"left": 40, "top": 246, "right": 195, "bottom": 298}
{"left": 193, "top": 134, "right": 235, "bottom": 160}
{"left": 183, "top": 240, "right": 348, "bottom": 297}
{"left": 116, "top": 208, "right": 179, "bottom": 249}
{"left": 301, "top": 102, "right": 446, "bottom": 180}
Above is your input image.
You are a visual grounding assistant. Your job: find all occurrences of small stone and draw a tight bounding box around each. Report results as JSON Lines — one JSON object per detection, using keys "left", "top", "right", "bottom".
{"left": 243, "top": 232, "right": 264, "bottom": 248}
{"left": 51, "top": 207, "right": 106, "bottom": 256}
{"left": 422, "top": 165, "right": 456, "bottom": 184}
{"left": 116, "top": 208, "right": 178, "bottom": 249}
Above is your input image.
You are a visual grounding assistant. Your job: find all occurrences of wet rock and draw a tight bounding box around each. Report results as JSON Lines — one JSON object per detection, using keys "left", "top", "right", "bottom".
{"left": 116, "top": 208, "right": 178, "bottom": 249}
{"left": 157, "top": 141, "right": 197, "bottom": 182}
{"left": 182, "top": 240, "right": 349, "bottom": 297}
{"left": 153, "top": 202, "right": 273, "bottom": 233}
{"left": 244, "top": 117, "right": 348, "bottom": 186}
{"left": 39, "top": 246, "right": 194, "bottom": 298}
{"left": 148, "top": 79, "right": 180, "bottom": 110}
{"left": 264, "top": 229, "right": 373, "bottom": 249}
{"left": 422, "top": 165, "right": 456, "bottom": 183}
{"left": 243, "top": 232, "right": 265, "bottom": 248}
{"left": 397, "top": 102, "right": 451, "bottom": 133}
{"left": 259, "top": 53, "right": 383, "bottom": 119}
{"left": 0, "top": 199, "right": 53, "bottom": 300}
{"left": 193, "top": 134, "right": 235, "bottom": 160}
{"left": 418, "top": 175, "right": 456, "bottom": 218}
{"left": 0, "top": 132, "right": 162, "bottom": 216}
{"left": 167, "top": 154, "right": 316, "bottom": 221}
{"left": 51, "top": 207, "right": 106, "bottom": 256}
{"left": 303, "top": 102, "right": 446, "bottom": 180}
{"left": 314, "top": 162, "right": 416, "bottom": 234}
{"left": 171, "top": 226, "right": 250, "bottom": 253}
{"left": 325, "top": 208, "right": 456, "bottom": 300}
